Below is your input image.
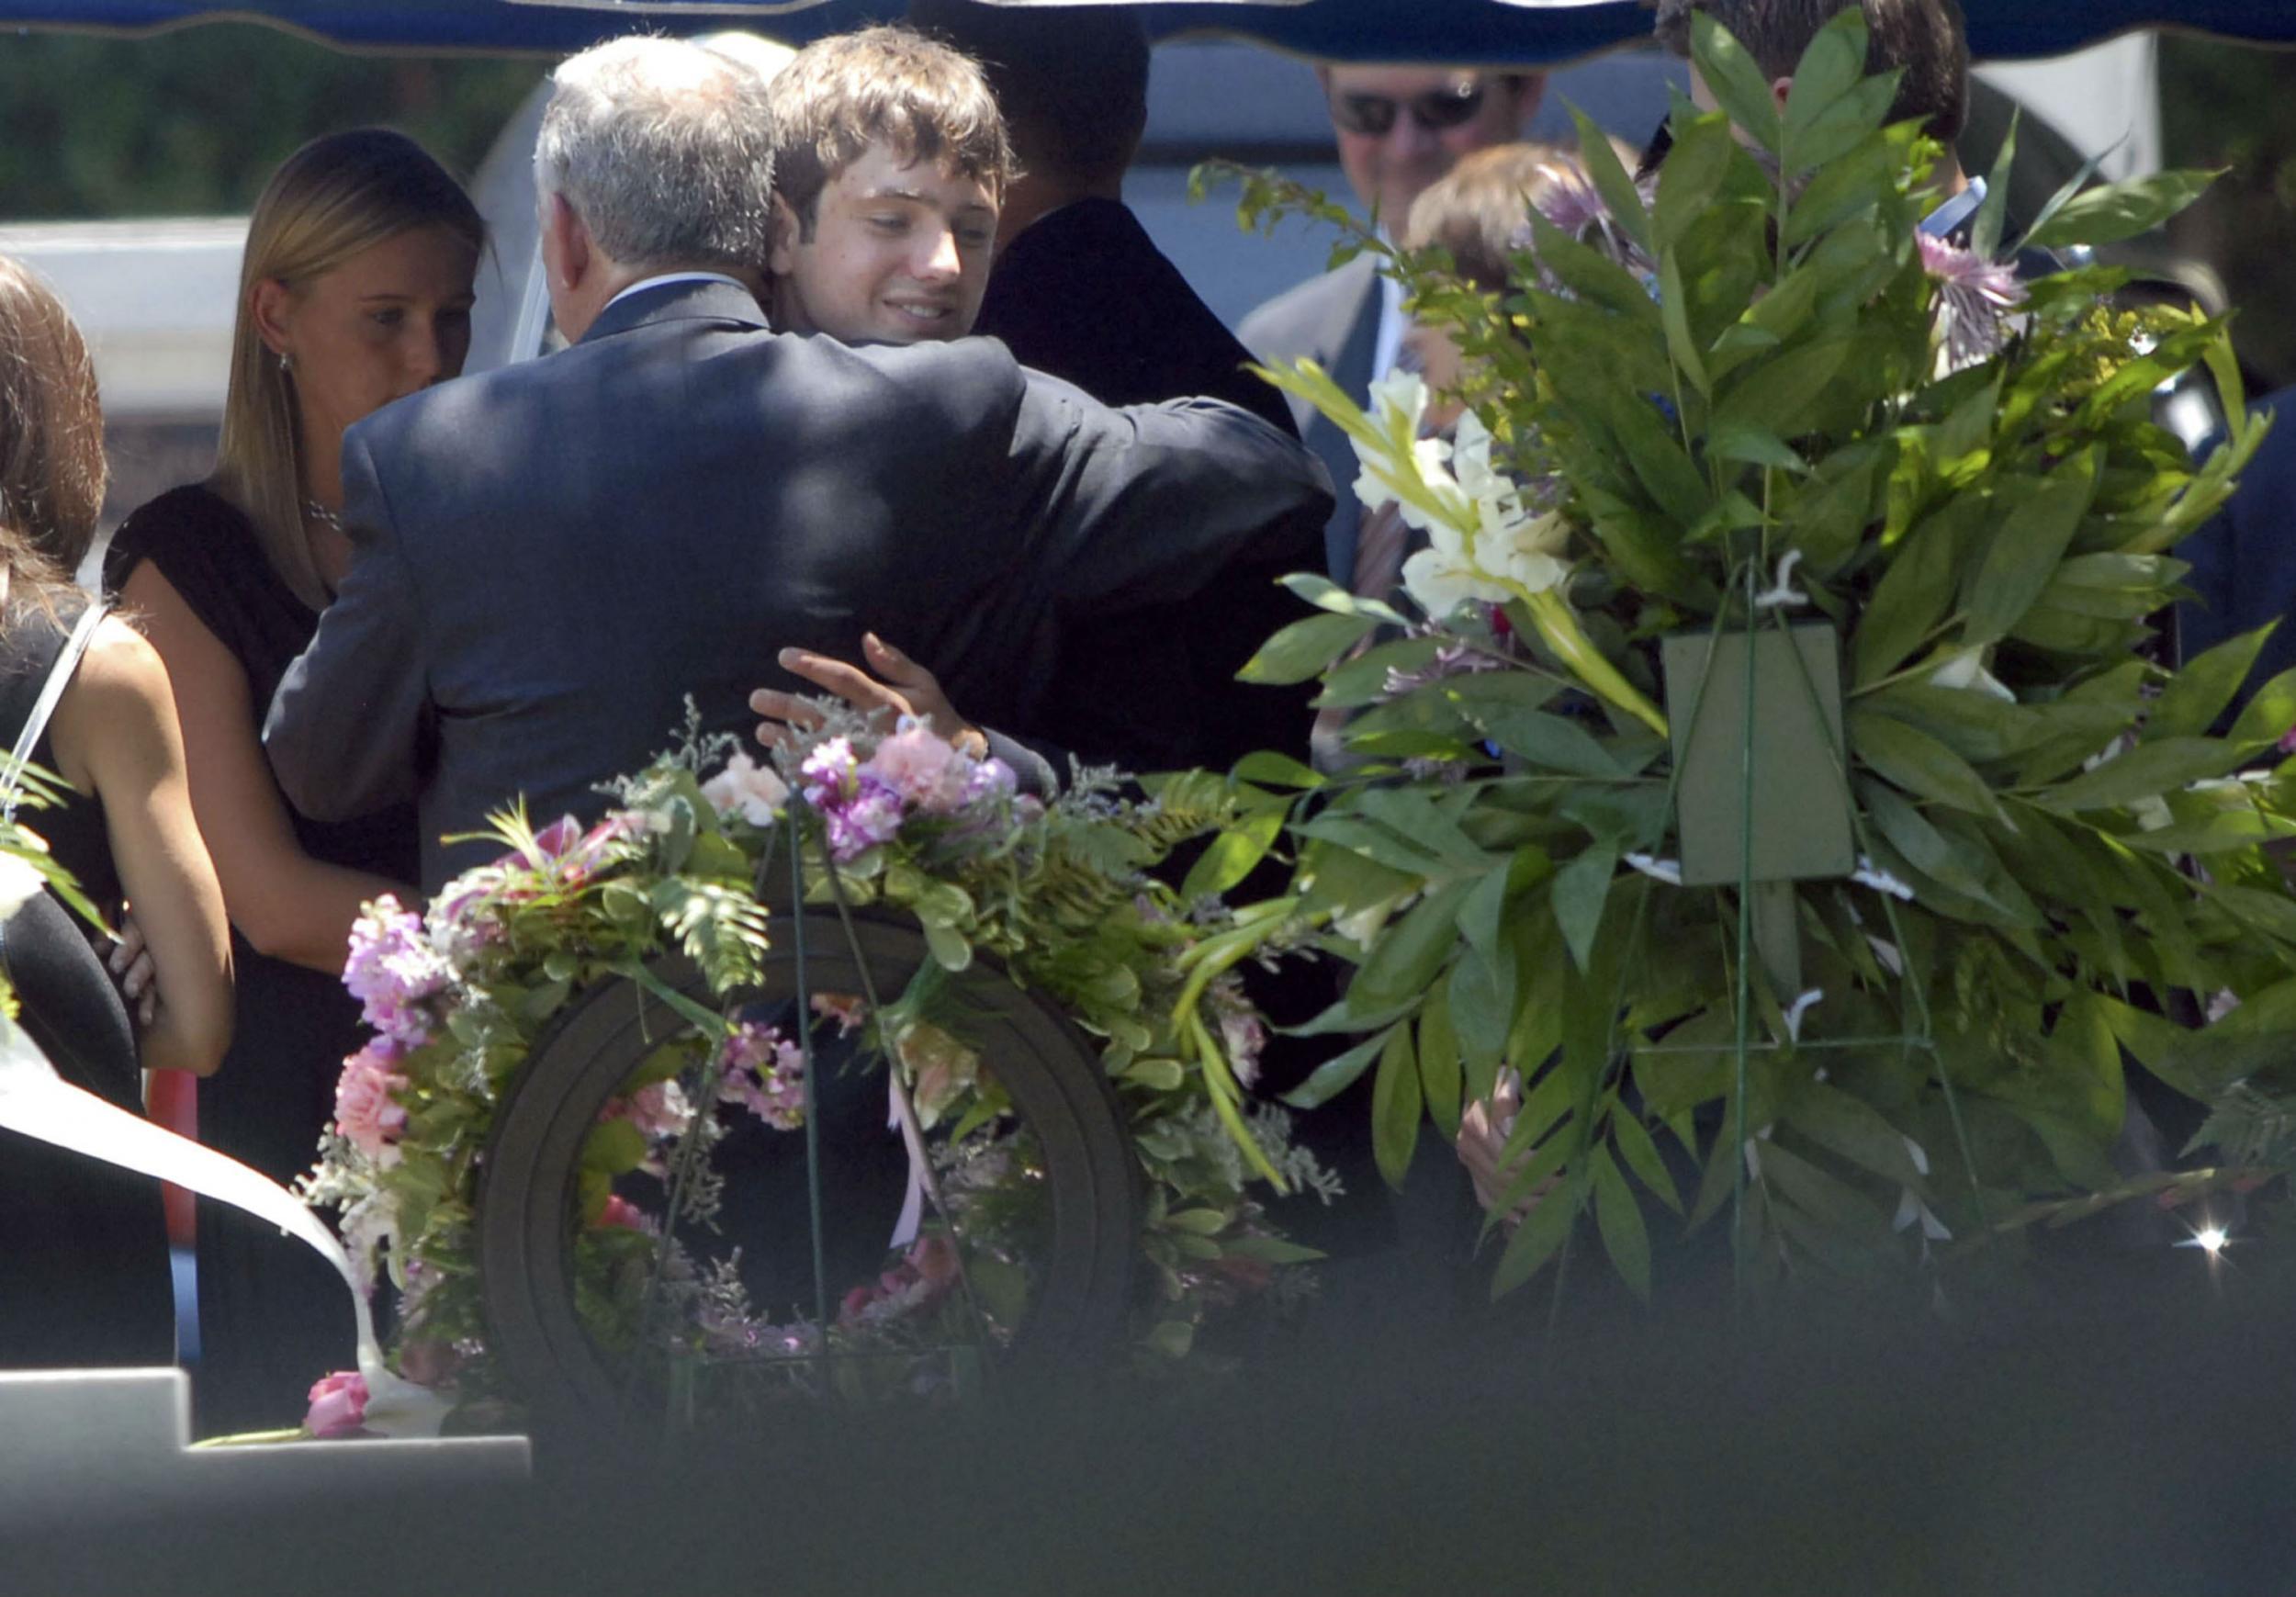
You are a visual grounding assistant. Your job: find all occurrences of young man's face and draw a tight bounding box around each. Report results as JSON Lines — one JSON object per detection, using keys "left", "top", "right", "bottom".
{"left": 770, "top": 141, "right": 998, "bottom": 344}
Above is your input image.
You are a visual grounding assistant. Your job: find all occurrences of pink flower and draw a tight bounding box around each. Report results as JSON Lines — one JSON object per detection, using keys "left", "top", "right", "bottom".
{"left": 530, "top": 815, "right": 584, "bottom": 860}
{"left": 334, "top": 1043, "right": 409, "bottom": 1162}
{"left": 717, "top": 1021, "right": 805, "bottom": 1130}
{"left": 798, "top": 737, "right": 861, "bottom": 805}
{"left": 823, "top": 775, "right": 904, "bottom": 862}
{"left": 343, "top": 895, "right": 448, "bottom": 1048}
{"left": 862, "top": 720, "right": 970, "bottom": 815}
{"left": 598, "top": 1194, "right": 648, "bottom": 1231}
{"left": 2278, "top": 722, "right": 2296, "bottom": 755}
{"left": 1919, "top": 233, "right": 2027, "bottom": 370}
{"left": 601, "top": 1078, "right": 692, "bottom": 1141}
{"left": 305, "top": 1371, "right": 368, "bottom": 1438}
{"left": 702, "top": 752, "right": 789, "bottom": 827}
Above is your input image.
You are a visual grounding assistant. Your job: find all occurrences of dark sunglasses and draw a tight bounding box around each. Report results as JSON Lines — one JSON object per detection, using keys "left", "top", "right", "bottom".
{"left": 1331, "top": 80, "right": 1487, "bottom": 139}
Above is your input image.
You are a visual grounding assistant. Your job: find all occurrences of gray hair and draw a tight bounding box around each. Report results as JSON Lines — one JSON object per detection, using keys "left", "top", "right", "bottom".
{"left": 535, "top": 36, "right": 777, "bottom": 272}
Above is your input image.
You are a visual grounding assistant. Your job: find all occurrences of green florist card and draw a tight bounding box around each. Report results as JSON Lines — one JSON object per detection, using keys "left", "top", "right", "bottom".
{"left": 1662, "top": 622, "right": 1856, "bottom": 888}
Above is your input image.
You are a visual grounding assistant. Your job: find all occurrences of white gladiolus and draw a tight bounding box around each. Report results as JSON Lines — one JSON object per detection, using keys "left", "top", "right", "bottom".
{"left": 1351, "top": 391, "right": 1573, "bottom": 621}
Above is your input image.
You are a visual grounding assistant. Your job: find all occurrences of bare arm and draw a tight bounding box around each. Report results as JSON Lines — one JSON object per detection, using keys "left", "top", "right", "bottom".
{"left": 121, "top": 562, "right": 409, "bottom": 972}
{"left": 48, "top": 618, "right": 232, "bottom": 1076}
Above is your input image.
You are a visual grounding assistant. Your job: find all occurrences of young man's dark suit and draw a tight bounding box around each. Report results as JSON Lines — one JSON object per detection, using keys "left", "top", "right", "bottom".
{"left": 263, "top": 276, "right": 1333, "bottom": 890}
{"left": 972, "top": 197, "right": 1320, "bottom": 774}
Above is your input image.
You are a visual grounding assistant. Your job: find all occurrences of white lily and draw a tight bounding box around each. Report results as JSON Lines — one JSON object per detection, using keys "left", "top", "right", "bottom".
{"left": 1341, "top": 374, "right": 1671, "bottom": 737}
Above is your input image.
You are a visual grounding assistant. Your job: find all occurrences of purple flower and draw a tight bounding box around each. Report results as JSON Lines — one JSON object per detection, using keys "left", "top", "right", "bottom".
{"left": 343, "top": 895, "right": 449, "bottom": 1048}
{"left": 823, "top": 773, "right": 904, "bottom": 862}
{"left": 799, "top": 737, "right": 861, "bottom": 807}
{"left": 717, "top": 1020, "right": 805, "bottom": 1130}
{"left": 962, "top": 756, "right": 1017, "bottom": 805}
{"left": 1919, "top": 233, "right": 2027, "bottom": 370}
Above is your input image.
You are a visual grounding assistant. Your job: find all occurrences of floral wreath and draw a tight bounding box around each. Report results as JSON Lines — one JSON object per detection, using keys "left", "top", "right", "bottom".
{"left": 296, "top": 711, "right": 1334, "bottom": 1433}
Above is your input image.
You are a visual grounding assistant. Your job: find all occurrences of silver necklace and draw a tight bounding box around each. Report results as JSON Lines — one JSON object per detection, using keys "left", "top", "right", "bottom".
{"left": 302, "top": 498, "right": 346, "bottom": 535}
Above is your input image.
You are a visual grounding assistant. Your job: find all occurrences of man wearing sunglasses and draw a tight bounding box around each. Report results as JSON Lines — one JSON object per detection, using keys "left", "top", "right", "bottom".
{"left": 1240, "top": 65, "right": 1543, "bottom": 584}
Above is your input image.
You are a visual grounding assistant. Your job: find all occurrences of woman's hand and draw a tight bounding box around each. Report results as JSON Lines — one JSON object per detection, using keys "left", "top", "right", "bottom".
{"left": 97, "top": 906, "right": 159, "bottom": 1029}
{"left": 1456, "top": 1068, "right": 1559, "bottom": 1232}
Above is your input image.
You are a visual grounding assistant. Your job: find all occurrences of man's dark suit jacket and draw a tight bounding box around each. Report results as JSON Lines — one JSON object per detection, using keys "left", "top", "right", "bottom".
{"left": 2179, "top": 384, "right": 2296, "bottom": 702}
{"left": 972, "top": 198, "right": 1318, "bottom": 772}
{"left": 262, "top": 277, "right": 1333, "bottom": 890}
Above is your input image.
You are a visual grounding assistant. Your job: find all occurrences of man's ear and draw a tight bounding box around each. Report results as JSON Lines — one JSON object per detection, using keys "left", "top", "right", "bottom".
{"left": 541, "top": 190, "right": 591, "bottom": 294}
{"left": 767, "top": 194, "right": 802, "bottom": 277}
{"left": 250, "top": 277, "right": 295, "bottom": 361}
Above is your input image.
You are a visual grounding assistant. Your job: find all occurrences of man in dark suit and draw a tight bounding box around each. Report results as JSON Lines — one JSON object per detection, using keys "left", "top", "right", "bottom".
{"left": 906, "top": 0, "right": 1313, "bottom": 772}
{"left": 263, "top": 35, "right": 1331, "bottom": 892}
{"left": 1239, "top": 65, "right": 1542, "bottom": 584}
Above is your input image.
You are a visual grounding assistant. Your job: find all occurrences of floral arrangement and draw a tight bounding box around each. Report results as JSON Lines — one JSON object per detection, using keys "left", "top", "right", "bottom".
{"left": 1200, "top": 12, "right": 2296, "bottom": 1301}
{"left": 298, "top": 711, "right": 1330, "bottom": 1430}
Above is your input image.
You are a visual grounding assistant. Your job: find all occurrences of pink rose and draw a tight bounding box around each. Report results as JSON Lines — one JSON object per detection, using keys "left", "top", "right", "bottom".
{"left": 862, "top": 721, "right": 970, "bottom": 815}
{"left": 334, "top": 1045, "right": 409, "bottom": 1161}
{"left": 305, "top": 1370, "right": 368, "bottom": 1438}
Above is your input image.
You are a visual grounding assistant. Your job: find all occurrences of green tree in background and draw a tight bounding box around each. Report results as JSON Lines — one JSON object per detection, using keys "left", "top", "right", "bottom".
{"left": 0, "top": 25, "right": 539, "bottom": 218}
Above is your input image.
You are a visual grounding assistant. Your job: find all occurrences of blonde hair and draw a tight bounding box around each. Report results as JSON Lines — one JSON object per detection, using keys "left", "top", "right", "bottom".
{"left": 210, "top": 129, "right": 482, "bottom": 609}
{"left": 1403, "top": 141, "right": 1589, "bottom": 294}
{"left": 0, "top": 253, "right": 104, "bottom": 611}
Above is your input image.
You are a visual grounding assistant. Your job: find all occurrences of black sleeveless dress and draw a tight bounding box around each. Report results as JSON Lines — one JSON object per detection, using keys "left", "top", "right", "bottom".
{"left": 0, "top": 596, "right": 175, "bottom": 1367}
{"left": 109, "top": 486, "right": 420, "bottom": 1433}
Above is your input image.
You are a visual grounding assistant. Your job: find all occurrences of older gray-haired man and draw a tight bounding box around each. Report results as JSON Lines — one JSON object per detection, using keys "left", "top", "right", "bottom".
{"left": 263, "top": 35, "right": 1333, "bottom": 891}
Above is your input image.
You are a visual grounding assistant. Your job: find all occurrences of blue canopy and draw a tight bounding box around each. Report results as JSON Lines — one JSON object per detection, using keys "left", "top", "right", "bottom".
{"left": 6, "top": 0, "right": 2294, "bottom": 62}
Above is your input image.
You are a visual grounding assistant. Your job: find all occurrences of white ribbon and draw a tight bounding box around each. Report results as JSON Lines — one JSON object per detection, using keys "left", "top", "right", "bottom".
{"left": 886, "top": 1071, "right": 929, "bottom": 1251}
{"left": 0, "top": 1017, "right": 447, "bottom": 1436}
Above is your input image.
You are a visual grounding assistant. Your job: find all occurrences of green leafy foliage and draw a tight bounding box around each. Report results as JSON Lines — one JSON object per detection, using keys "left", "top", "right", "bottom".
{"left": 1199, "top": 14, "right": 2296, "bottom": 1307}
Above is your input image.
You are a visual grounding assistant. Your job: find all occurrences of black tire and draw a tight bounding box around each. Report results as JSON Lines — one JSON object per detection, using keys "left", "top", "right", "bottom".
{"left": 475, "top": 906, "right": 1138, "bottom": 1423}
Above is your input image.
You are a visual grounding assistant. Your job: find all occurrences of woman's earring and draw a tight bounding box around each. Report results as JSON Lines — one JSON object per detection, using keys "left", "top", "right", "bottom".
{"left": 276, "top": 350, "right": 292, "bottom": 376}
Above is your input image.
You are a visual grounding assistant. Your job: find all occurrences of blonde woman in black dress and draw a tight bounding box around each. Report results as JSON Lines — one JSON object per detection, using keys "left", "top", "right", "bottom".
{"left": 108, "top": 129, "right": 480, "bottom": 1431}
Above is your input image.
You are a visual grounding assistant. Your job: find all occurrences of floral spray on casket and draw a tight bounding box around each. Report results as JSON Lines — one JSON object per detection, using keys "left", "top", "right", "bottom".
{"left": 1195, "top": 8, "right": 2296, "bottom": 1307}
